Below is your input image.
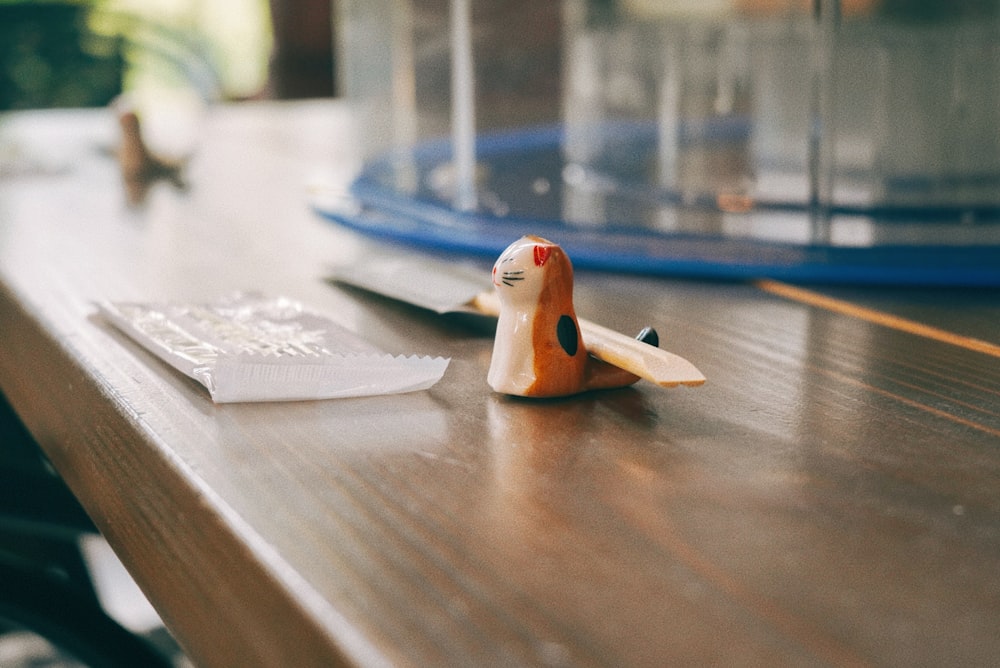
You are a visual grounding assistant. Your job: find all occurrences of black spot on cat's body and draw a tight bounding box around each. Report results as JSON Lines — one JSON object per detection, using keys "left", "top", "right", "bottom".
{"left": 557, "top": 315, "right": 578, "bottom": 356}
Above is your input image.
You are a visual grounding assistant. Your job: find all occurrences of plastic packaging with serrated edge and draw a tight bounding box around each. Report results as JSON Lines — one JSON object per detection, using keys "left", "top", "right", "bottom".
{"left": 97, "top": 293, "right": 450, "bottom": 402}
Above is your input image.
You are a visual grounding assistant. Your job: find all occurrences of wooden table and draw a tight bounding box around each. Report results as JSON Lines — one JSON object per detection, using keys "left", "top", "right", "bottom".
{"left": 2, "top": 101, "right": 999, "bottom": 667}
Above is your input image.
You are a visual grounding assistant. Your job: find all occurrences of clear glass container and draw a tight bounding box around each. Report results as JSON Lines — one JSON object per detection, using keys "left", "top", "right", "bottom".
{"left": 328, "top": 0, "right": 1000, "bottom": 284}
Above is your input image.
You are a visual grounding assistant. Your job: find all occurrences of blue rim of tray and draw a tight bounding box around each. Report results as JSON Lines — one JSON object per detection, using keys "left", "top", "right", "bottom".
{"left": 313, "top": 123, "right": 1000, "bottom": 286}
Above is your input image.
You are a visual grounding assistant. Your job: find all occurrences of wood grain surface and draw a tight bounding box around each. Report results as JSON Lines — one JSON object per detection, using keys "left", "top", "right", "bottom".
{"left": 2, "top": 102, "right": 999, "bottom": 667}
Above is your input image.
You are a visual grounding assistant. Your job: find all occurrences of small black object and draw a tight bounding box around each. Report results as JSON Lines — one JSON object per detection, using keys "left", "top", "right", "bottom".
{"left": 636, "top": 326, "right": 659, "bottom": 348}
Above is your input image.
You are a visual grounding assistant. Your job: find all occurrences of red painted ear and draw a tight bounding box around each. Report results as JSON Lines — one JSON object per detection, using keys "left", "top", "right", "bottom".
{"left": 533, "top": 245, "right": 551, "bottom": 267}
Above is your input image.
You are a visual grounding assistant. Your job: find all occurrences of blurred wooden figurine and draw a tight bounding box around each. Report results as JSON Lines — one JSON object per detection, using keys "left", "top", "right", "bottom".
{"left": 488, "top": 235, "right": 659, "bottom": 398}
{"left": 114, "top": 98, "right": 184, "bottom": 204}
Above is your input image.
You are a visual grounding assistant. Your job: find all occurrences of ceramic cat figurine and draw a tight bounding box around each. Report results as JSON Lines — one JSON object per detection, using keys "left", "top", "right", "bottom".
{"left": 487, "top": 235, "right": 657, "bottom": 398}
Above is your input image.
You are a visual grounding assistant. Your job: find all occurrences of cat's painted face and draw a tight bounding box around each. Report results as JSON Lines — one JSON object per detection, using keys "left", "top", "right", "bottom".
{"left": 491, "top": 235, "right": 554, "bottom": 300}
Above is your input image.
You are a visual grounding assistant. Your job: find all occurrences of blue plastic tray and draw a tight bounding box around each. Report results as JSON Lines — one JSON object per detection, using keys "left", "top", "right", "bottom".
{"left": 314, "top": 124, "right": 1000, "bottom": 286}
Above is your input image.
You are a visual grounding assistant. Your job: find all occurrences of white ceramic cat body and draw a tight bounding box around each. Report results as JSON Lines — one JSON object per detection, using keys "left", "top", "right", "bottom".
{"left": 487, "top": 235, "right": 640, "bottom": 398}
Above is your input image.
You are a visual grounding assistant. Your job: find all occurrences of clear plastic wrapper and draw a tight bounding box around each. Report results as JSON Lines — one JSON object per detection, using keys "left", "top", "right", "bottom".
{"left": 97, "top": 293, "right": 449, "bottom": 402}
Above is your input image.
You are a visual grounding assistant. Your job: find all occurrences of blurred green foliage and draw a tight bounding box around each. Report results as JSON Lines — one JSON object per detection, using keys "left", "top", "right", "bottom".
{"left": 0, "top": 0, "right": 271, "bottom": 110}
{"left": 0, "top": 2, "right": 125, "bottom": 109}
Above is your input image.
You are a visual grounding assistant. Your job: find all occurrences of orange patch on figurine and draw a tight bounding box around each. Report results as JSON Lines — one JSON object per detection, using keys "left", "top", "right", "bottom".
{"left": 487, "top": 235, "right": 657, "bottom": 398}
